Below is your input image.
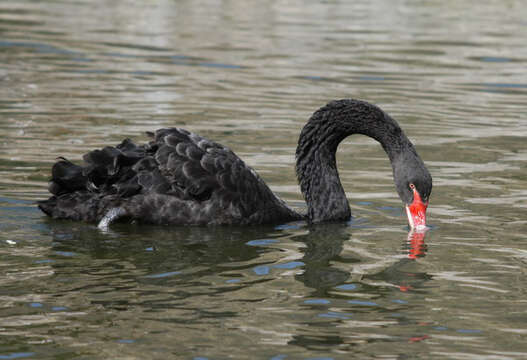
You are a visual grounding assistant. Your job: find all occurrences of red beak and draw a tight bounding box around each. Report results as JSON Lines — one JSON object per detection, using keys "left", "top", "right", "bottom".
{"left": 405, "top": 188, "right": 428, "bottom": 230}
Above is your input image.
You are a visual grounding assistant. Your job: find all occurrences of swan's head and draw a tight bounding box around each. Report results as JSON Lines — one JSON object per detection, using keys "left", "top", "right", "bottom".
{"left": 392, "top": 147, "right": 432, "bottom": 230}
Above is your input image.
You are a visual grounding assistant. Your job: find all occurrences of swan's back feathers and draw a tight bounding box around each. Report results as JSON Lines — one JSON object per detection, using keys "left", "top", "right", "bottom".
{"left": 38, "top": 128, "right": 301, "bottom": 225}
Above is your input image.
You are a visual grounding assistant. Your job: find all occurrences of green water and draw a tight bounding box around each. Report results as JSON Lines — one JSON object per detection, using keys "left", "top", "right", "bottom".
{"left": 1, "top": 0, "right": 526, "bottom": 359}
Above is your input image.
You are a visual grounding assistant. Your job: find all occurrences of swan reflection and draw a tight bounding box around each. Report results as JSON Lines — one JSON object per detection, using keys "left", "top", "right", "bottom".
{"left": 292, "top": 224, "right": 430, "bottom": 292}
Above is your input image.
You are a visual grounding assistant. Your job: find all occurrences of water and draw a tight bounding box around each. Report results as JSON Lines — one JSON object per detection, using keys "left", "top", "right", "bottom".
{"left": 1, "top": 0, "right": 526, "bottom": 358}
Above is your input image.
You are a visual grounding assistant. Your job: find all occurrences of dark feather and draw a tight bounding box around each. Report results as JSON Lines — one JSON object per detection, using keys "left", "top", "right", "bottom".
{"left": 49, "top": 159, "right": 86, "bottom": 195}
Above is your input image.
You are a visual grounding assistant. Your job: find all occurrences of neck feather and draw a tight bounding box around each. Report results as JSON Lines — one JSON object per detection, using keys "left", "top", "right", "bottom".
{"left": 296, "top": 139, "right": 350, "bottom": 223}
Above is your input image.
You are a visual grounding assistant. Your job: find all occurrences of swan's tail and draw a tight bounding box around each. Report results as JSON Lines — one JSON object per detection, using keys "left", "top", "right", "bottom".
{"left": 37, "top": 197, "right": 57, "bottom": 217}
{"left": 37, "top": 191, "right": 100, "bottom": 222}
{"left": 38, "top": 138, "right": 147, "bottom": 224}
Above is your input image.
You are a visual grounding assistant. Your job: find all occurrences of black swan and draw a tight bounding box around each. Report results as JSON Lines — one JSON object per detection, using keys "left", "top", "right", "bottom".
{"left": 38, "top": 99, "right": 432, "bottom": 229}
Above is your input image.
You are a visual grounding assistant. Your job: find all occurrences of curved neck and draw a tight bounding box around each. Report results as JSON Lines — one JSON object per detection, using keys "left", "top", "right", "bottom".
{"left": 295, "top": 100, "right": 411, "bottom": 223}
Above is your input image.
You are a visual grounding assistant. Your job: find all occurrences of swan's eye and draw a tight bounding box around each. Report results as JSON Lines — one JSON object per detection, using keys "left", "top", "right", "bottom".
{"left": 409, "top": 183, "right": 416, "bottom": 190}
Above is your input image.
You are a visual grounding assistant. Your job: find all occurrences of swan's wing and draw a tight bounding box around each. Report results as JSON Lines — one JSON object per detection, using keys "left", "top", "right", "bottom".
{"left": 38, "top": 127, "right": 297, "bottom": 225}
{"left": 149, "top": 128, "right": 277, "bottom": 219}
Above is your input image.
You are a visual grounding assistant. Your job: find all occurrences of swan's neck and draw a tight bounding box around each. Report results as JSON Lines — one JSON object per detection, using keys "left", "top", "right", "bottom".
{"left": 296, "top": 120, "right": 351, "bottom": 223}
{"left": 295, "top": 100, "right": 411, "bottom": 223}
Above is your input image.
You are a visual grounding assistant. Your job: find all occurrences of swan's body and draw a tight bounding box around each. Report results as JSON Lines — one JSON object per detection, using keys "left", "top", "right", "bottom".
{"left": 38, "top": 99, "right": 432, "bottom": 228}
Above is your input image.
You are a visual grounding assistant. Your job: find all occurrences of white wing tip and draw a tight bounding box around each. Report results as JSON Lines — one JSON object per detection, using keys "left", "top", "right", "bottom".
{"left": 98, "top": 207, "right": 126, "bottom": 230}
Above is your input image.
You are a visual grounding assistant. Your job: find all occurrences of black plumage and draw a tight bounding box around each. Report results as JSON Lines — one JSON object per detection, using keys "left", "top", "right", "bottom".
{"left": 38, "top": 99, "right": 432, "bottom": 227}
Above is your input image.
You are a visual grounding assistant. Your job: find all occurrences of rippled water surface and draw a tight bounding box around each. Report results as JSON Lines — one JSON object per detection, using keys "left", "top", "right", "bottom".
{"left": 1, "top": 0, "right": 527, "bottom": 359}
